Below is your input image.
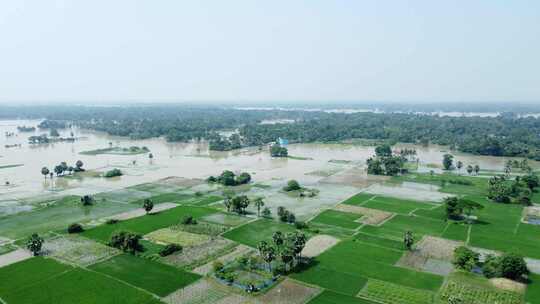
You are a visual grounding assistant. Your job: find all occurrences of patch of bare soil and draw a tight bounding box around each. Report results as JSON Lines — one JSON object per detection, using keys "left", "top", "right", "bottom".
{"left": 415, "top": 236, "right": 463, "bottom": 260}
{"left": 334, "top": 204, "right": 393, "bottom": 226}
{"left": 0, "top": 248, "right": 31, "bottom": 268}
{"left": 161, "top": 237, "right": 235, "bottom": 269}
{"left": 257, "top": 279, "right": 321, "bottom": 304}
{"left": 396, "top": 251, "right": 428, "bottom": 269}
{"left": 301, "top": 235, "right": 339, "bottom": 258}
{"left": 490, "top": 278, "right": 526, "bottom": 294}
{"left": 158, "top": 177, "right": 206, "bottom": 188}
{"left": 320, "top": 167, "right": 389, "bottom": 188}
{"left": 193, "top": 245, "right": 252, "bottom": 275}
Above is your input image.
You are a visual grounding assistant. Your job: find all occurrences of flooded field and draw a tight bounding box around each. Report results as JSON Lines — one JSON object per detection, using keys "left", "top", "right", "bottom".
{"left": 0, "top": 119, "right": 533, "bottom": 220}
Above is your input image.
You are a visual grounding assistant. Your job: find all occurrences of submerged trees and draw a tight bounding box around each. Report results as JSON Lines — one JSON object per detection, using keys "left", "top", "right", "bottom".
{"left": 367, "top": 144, "right": 406, "bottom": 176}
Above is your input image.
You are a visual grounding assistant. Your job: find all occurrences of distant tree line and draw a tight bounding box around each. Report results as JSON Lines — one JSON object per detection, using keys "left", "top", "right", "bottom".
{"left": 5, "top": 106, "right": 540, "bottom": 159}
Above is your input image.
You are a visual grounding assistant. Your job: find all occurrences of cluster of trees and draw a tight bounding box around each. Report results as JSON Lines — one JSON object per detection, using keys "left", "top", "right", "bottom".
{"left": 223, "top": 195, "right": 251, "bottom": 215}
{"left": 5, "top": 106, "right": 540, "bottom": 160}
{"left": 444, "top": 197, "right": 483, "bottom": 222}
{"left": 208, "top": 133, "right": 243, "bottom": 151}
{"left": 40, "top": 160, "right": 85, "bottom": 179}
{"left": 277, "top": 206, "right": 296, "bottom": 223}
{"left": 270, "top": 144, "right": 288, "bottom": 157}
{"left": 366, "top": 144, "right": 406, "bottom": 176}
{"left": 488, "top": 173, "right": 538, "bottom": 205}
{"left": 453, "top": 246, "right": 529, "bottom": 281}
{"left": 208, "top": 170, "right": 251, "bottom": 186}
{"left": 29, "top": 135, "right": 50, "bottom": 144}
{"left": 442, "top": 154, "right": 480, "bottom": 175}
{"left": 38, "top": 119, "right": 67, "bottom": 129}
{"left": 256, "top": 231, "right": 307, "bottom": 273}
{"left": 109, "top": 230, "right": 143, "bottom": 254}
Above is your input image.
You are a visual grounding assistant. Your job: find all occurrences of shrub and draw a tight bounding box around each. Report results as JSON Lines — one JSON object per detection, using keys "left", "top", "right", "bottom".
{"left": 67, "top": 223, "right": 84, "bottom": 234}
{"left": 81, "top": 195, "right": 94, "bottom": 206}
{"left": 104, "top": 168, "right": 122, "bottom": 178}
{"left": 283, "top": 180, "right": 301, "bottom": 192}
{"left": 213, "top": 261, "right": 224, "bottom": 273}
{"left": 159, "top": 244, "right": 182, "bottom": 257}
{"left": 106, "top": 219, "right": 119, "bottom": 225}
{"left": 295, "top": 221, "right": 308, "bottom": 229}
{"left": 181, "top": 215, "right": 197, "bottom": 225}
{"left": 452, "top": 246, "right": 479, "bottom": 271}
{"left": 262, "top": 207, "right": 272, "bottom": 218}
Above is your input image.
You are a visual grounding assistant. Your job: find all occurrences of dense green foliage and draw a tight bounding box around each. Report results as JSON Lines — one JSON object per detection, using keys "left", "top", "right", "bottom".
{"left": 366, "top": 145, "right": 407, "bottom": 176}
{"left": 270, "top": 144, "right": 288, "bottom": 157}
{"left": 208, "top": 170, "right": 251, "bottom": 186}
{"left": 4, "top": 105, "right": 540, "bottom": 158}
{"left": 452, "top": 246, "right": 480, "bottom": 271}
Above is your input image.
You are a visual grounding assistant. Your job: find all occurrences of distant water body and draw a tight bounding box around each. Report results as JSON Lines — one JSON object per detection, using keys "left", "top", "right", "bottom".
{"left": 236, "top": 107, "right": 540, "bottom": 118}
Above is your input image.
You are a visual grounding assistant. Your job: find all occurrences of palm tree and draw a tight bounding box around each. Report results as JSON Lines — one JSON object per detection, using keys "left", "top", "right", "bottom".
{"left": 456, "top": 161, "right": 463, "bottom": 174}
{"left": 41, "top": 167, "right": 50, "bottom": 180}
{"left": 474, "top": 165, "right": 480, "bottom": 175}
{"left": 272, "top": 231, "right": 284, "bottom": 249}
{"left": 466, "top": 165, "right": 473, "bottom": 175}
{"left": 262, "top": 246, "right": 275, "bottom": 271}
{"left": 254, "top": 197, "right": 265, "bottom": 217}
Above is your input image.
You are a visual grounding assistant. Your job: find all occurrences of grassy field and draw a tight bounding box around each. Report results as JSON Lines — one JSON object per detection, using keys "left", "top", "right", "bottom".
{"left": 82, "top": 206, "right": 217, "bottom": 243}
{"left": 360, "top": 214, "right": 449, "bottom": 240}
{"left": 0, "top": 257, "right": 162, "bottom": 304}
{"left": 291, "top": 240, "right": 444, "bottom": 296}
{"left": 89, "top": 254, "right": 200, "bottom": 297}
{"left": 0, "top": 195, "right": 138, "bottom": 240}
{"left": 391, "top": 173, "right": 489, "bottom": 196}
{"left": 343, "top": 192, "right": 436, "bottom": 214}
{"left": 527, "top": 274, "right": 540, "bottom": 304}
{"left": 307, "top": 291, "right": 377, "bottom": 304}
{"left": 222, "top": 218, "right": 307, "bottom": 247}
{"left": 309, "top": 209, "right": 362, "bottom": 230}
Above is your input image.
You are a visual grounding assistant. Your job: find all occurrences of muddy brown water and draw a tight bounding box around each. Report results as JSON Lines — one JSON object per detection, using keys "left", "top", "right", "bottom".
{"left": 0, "top": 119, "right": 532, "bottom": 204}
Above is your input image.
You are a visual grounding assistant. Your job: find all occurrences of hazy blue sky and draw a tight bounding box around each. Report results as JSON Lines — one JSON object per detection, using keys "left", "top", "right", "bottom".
{"left": 0, "top": 0, "right": 539, "bottom": 103}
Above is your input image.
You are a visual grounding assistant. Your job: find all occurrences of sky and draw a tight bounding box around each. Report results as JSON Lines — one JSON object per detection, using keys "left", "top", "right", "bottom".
{"left": 0, "top": 0, "right": 539, "bottom": 104}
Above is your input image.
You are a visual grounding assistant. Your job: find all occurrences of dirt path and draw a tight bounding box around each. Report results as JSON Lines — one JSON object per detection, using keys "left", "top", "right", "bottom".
{"left": 0, "top": 248, "right": 32, "bottom": 268}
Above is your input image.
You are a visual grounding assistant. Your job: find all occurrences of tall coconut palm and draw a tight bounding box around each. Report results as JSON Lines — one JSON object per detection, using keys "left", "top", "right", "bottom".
{"left": 254, "top": 197, "right": 265, "bottom": 217}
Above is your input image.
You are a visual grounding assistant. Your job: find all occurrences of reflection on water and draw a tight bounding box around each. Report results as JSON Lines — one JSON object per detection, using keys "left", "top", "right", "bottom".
{"left": 0, "top": 119, "right": 534, "bottom": 203}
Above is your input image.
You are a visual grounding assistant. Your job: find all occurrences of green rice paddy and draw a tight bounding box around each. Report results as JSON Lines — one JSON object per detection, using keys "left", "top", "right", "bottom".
{"left": 0, "top": 257, "right": 162, "bottom": 304}
{"left": 89, "top": 254, "right": 200, "bottom": 297}
{"left": 81, "top": 206, "right": 217, "bottom": 243}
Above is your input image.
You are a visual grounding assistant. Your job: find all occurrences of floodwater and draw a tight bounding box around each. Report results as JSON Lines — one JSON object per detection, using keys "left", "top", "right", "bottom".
{"left": 0, "top": 119, "right": 533, "bottom": 206}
